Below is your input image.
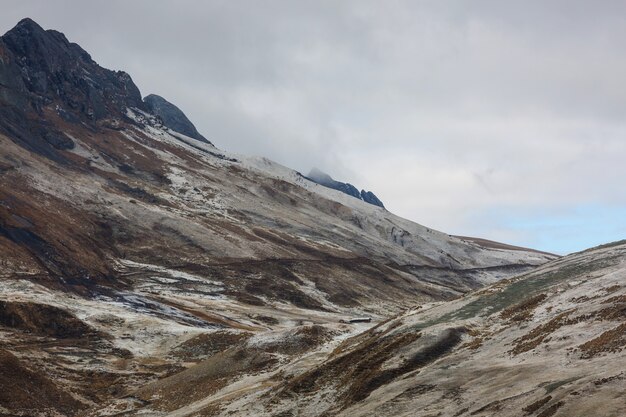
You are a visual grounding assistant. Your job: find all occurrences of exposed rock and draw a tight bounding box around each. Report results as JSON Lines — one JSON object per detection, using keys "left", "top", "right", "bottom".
{"left": 307, "top": 167, "right": 385, "bottom": 208}
{"left": 1, "top": 18, "right": 145, "bottom": 119}
{"left": 307, "top": 168, "right": 361, "bottom": 199}
{"left": 360, "top": 190, "right": 384, "bottom": 208}
{"left": 0, "top": 18, "right": 148, "bottom": 162}
{"left": 144, "top": 94, "right": 211, "bottom": 144}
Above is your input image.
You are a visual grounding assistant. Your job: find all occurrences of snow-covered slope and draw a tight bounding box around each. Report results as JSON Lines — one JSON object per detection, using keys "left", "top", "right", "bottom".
{"left": 150, "top": 241, "right": 625, "bottom": 417}
{"left": 127, "top": 107, "right": 553, "bottom": 271}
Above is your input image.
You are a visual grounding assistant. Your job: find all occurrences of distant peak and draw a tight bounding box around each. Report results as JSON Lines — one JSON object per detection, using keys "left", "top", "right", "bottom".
{"left": 306, "top": 168, "right": 385, "bottom": 208}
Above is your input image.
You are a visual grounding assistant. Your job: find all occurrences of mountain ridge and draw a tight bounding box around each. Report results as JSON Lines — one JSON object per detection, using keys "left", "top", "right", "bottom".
{"left": 307, "top": 167, "right": 385, "bottom": 208}
{"left": 143, "top": 94, "right": 211, "bottom": 144}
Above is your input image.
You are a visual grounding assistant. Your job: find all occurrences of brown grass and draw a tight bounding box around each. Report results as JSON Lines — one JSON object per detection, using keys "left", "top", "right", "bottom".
{"left": 523, "top": 395, "right": 552, "bottom": 414}
{"left": 258, "top": 325, "right": 338, "bottom": 356}
{"left": 579, "top": 323, "right": 626, "bottom": 358}
{"left": 0, "top": 349, "right": 85, "bottom": 414}
{"left": 0, "top": 300, "right": 101, "bottom": 339}
{"left": 284, "top": 327, "right": 464, "bottom": 411}
{"left": 603, "top": 294, "right": 626, "bottom": 304}
{"left": 603, "top": 285, "right": 622, "bottom": 294}
{"left": 595, "top": 301, "right": 626, "bottom": 321}
{"left": 462, "top": 328, "right": 486, "bottom": 350}
{"left": 170, "top": 331, "right": 252, "bottom": 361}
{"left": 537, "top": 401, "right": 564, "bottom": 417}
{"left": 500, "top": 293, "right": 547, "bottom": 322}
{"left": 463, "top": 336, "right": 485, "bottom": 350}
{"left": 511, "top": 312, "right": 582, "bottom": 355}
{"left": 136, "top": 347, "right": 278, "bottom": 411}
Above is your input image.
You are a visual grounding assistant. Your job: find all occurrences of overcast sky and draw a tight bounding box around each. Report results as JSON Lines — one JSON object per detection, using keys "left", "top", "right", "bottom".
{"left": 2, "top": 1, "right": 626, "bottom": 254}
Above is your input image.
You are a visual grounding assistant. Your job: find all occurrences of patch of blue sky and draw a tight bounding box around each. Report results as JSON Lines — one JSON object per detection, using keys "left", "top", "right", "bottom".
{"left": 468, "top": 205, "right": 626, "bottom": 255}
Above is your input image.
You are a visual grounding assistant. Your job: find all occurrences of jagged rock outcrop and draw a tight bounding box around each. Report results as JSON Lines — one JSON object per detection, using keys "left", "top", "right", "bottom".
{"left": 360, "top": 190, "right": 384, "bottom": 207}
{"left": 1, "top": 18, "right": 145, "bottom": 119}
{"left": 0, "top": 18, "right": 209, "bottom": 160}
{"left": 307, "top": 168, "right": 385, "bottom": 208}
{"left": 0, "top": 18, "right": 148, "bottom": 162}
{"left": 143, "top": 94, "right": 210, "bottom": 144}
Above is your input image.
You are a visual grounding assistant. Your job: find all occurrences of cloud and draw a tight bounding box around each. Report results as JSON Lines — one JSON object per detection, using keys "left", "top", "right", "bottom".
{"left": 1, "top": 1, "right": 625, "bottom": 253}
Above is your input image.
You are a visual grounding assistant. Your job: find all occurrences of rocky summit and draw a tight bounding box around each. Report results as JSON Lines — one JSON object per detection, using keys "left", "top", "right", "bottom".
{"left": 0, "top": 18, "right": 623, "bottom": 417}
{"left": 0, "top": 18, "right": 144, "bottom": 118}
{"left": 307, "top": 167, "right": 386, "bottom": 208}
{"left": 144, "top": 94, "right": 211, "bottom": 144}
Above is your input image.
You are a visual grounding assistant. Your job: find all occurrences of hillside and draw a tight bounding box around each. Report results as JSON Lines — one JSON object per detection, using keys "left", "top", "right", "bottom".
{"left": 0, "top": 18, "right": 566, "bottom": 416}
{"left": 128, "top": 241, "right": 625, "bottom": 417}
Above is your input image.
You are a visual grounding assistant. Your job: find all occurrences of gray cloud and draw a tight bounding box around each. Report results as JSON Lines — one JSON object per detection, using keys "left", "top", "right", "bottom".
{"left": 2, "top": 1, "right": 625, "bottom": 252}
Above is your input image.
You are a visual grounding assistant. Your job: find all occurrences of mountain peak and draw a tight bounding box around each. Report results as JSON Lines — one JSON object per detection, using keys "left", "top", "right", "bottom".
{"left": 13, "top": 17, "right": 44, "bottom": 32}
{"left": 0, "top": 18, "right": 212, "bottom": 155}
{"left": 4, "top": 18, "right": 74, "bottom": 56}
{"left": 143, "top": 94, "right": 211, "bottom": 144}
{"left": 307, "top": 168, "right": 385, "bottom": 208}
{"left": 1, "top": 18, "right": 145, "bottom": 119}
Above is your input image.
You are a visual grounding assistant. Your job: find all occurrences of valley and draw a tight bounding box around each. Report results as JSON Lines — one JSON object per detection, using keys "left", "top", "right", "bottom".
{"left": 0, "top": 17, "right": 623, "bottom": 417}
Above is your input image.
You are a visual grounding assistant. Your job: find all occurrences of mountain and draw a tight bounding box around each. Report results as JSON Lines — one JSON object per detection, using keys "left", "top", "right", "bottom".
{"left": 0, "top": 18, "right": 144, "bottom": 160}
{"left": 0, "top": 18, "right": 570, "bottom": 416}
{"left": 307, "top": 167, "right": 385, "bottom": 208}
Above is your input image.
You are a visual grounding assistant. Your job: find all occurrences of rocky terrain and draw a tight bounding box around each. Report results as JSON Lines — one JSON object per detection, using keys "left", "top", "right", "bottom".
{"left": 143, "top": 94, "right": 210, "bottom": 144}
{"left": 0, "top": 17, "right": 621, "bottom": 417}
{"left": 307, "top": 168, "right": 385, "bottom": 208}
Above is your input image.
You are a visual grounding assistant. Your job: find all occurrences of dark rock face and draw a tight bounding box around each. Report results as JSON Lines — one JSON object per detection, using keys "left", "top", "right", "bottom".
{"left": 0, "top": 18, "right": 215, "bottom": 162}
{"left": 0, "top": 17, "right": 212, "bottom": 161}
{"left": 1, "top": 18, "right": 145, "bottom": 119}
{"left": 144, "top": 94, "right": 211, "bottom": 144}
{"left": 0, "top": 18, "right": 149, "bottom": 162}
{"left": 0, "top": 38, "right": 29, "bottom": 111}
{"left": 307, "top": 168, "right": 385, "bottom": 208}
{"left": 308, "top": 168, "right": 361, "bottom": 199}
{"left": 360, "top": 190, "right": 385, "bottom": 208}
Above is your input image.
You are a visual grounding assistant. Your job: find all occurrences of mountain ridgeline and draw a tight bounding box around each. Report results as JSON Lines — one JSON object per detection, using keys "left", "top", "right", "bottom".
{"left": 143, "top": 94, "right": 211, "bottom": 144}
{"left": 307, "top": 167, "right": 385, "bottom": 208}
{"left": 0, "top": 18, "right": 208, "bottom": 163}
